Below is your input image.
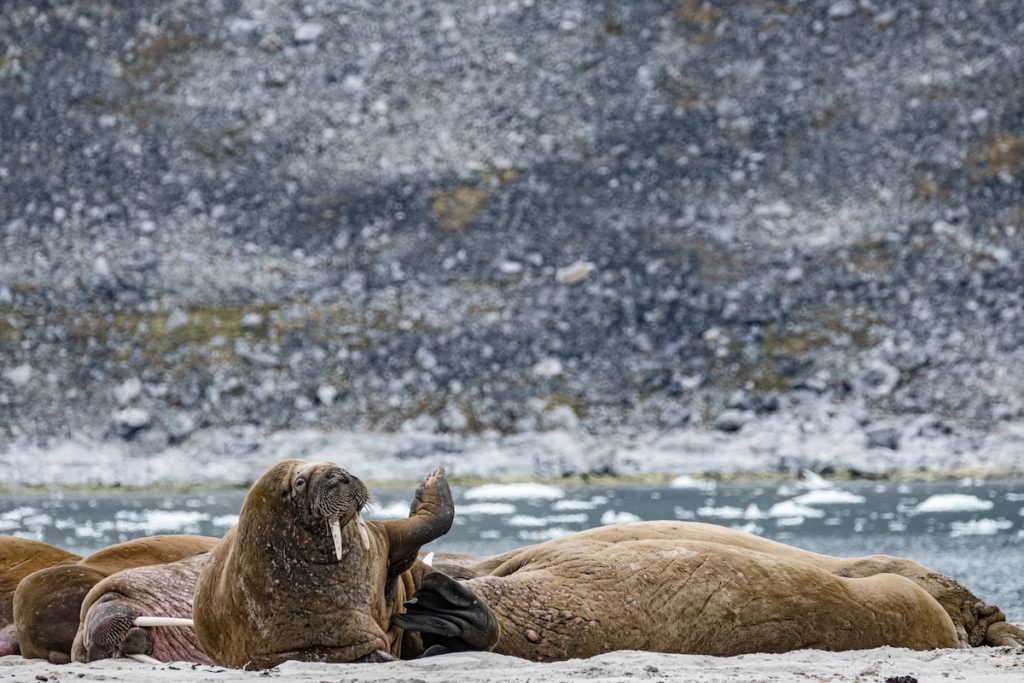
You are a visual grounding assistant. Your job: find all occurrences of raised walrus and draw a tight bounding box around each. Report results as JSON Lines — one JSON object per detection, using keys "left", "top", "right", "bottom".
{"left": 71, "top": 553, "right": 212, "bottom": 664}
{"left": 192, "top": 459, "right": 454, "bottom": 668}
{"left": 14, "top": 534, "right": 217, "bottom": 663}
{"left": 396, "top": 521, "right": 1024, "bottom": 660}
{"left": 1, "top": 536, "right": 81, "bottom": 656}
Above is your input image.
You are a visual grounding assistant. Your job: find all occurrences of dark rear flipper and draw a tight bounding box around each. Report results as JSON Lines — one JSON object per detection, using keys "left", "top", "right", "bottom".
{"left": 391, "top": 572, "right": 499, "bottom": 655}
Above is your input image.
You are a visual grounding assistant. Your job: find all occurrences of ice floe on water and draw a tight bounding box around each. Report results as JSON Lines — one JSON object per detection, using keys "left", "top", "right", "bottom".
{"left": 767, "top": 501, "right": 826, "bottom": 519}
{"left": 697, "top": 505, "right": 745, "bottom": 519}
{"left": 457, "top": 502, "right": 518, "bottom": 515}
{"left": 600, "top": 510, "right": 641, "bottom": 525}
{"left": 508, "top": 515, "right": 548, "bottom": 527}
{"left": 552, "top": 496, "right": 606, "bottom": 511}
{"left": 113, "top": 510, "right": 209, "bottom": 533}
{"left": 669, "top": 475, "right": 716, "bottom": 491}
{"left": 509, "top": 513, "right": 590, "bottom": 527}
{"left": 463, "top": 483, "right": 565, "bottom": 500}
{"left": 790, "top": 490, "right": 866, "bottom": 505}
{"left": 211, "top": 514, "right": 240, "bottom": 528}
{"left": 950, "top": 519, "right": 1013, "bottom": 537}
{"left": 367, "top": 501, "right": 417, "bottom": 518}
{"left": 1007, "top": 492, "right": 1024, "bottom": 502}
{"left": 517, "top": 527, "right": 572, "bottom": 542}
{"left": 913, "top": 494, "right": 994, "bottom": 513}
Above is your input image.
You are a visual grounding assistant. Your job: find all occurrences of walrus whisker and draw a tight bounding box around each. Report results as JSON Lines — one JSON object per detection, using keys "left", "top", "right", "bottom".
{"left": 126, "top": 653, "right": 162, "bottom": 665}
{"left": 133, "top": 617, "right": 194, "bottom": 628}
{"left": 357, "top": 513, "right": 370, "bottom": 551}
{"left": 329, "top": 517, "right": 344, "bottom": 560}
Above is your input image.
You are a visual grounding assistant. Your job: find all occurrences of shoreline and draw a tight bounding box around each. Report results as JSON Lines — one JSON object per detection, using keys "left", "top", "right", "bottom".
{"left": 4, "top": 647, "right": 1024, "bottom": 682}
{"left": 3, "top": 467, "right": 1024, "bottom": 496}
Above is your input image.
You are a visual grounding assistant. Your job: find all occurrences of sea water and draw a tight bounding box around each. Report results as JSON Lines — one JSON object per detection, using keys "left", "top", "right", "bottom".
{"left": 2, "top": 478, "right": 1022, "bottom": 621}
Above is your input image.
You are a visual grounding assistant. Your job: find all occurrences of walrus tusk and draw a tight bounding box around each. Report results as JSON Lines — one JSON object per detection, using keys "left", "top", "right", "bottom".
{"left": 126, "top": 653, "right": 162, "bottom": 665}
{"left": 357, "top": 513, "right": 370, "bottom": 551}
{"left": 423, "top": 552, "right": 435, "bottom": 567}
{"left": 329, "top": 517, "right": 344, "bottom": 560}
{"left": 134, "top": 617, "right": 194, "bottom": 628}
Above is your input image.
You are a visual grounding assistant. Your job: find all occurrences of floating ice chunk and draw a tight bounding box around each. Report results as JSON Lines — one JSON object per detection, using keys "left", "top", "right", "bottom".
{"left": 552, "top": 499, "right": 599, "bottom": 511}
{"left": 669, "top": 475, "right": 716, "bottom": 491}
{"left": 791, "top": 490, "right": 866, "bottom": 505}
{"left": 768, "top": 501, "right": 826, "bottom": 519}
{"left": 546, "top": 513, "right": 588, "bottom": 525}
{"left": 1, "top": 506, "right": 38, "bottom": 521}
{"left": 743, "top": 504, "right": 768, "bottom": 520}
{"left": 733, "top": 522, "right": 763, "bottom": 535}
{"left": 517, "top": 527, "right": 572, "bottom": 541}
{"left": 673, "top": 507, "right": 696, "bottom": 520}
{"left": 458, "top": 502, "right": 518, "bottom": 515}
{"left": 798, "top": 470, "right": 834, "bottom": 490}
{"left": 113, "top": 510, "right": 209, "bottom": 533}
{"left": 365, "top": 501, "right": 412, "bottom": 518}
{"left": 212, "top": 514, "right": 240, "bottom": 528}
{"left": 600, "top": 510, "right": 641, "bottom": 525}
{"left": 913, "top": 494, "right": 993, "bottom": 514}
{"left": 950, "top": 519, "right": 1012, "bottom": 537}
{"left": 697, "top": 506, "right": 745, "bottom": 519}
{"left": 1006, "top": 492, "right": 1024, "bottom": 502}
{"left": 775, "top": 516, "right": 806, "bottom": 527}
{"left": 508, "top": 515, "right": 548, "bottom": 528}
{"left": 464, "top": 483, "right": 565, "bottom": 500}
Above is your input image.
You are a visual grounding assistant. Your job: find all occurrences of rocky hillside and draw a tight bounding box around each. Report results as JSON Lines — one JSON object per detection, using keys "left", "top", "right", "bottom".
{"left": 1, "top": 1, "right": 1022, "bottom": 470}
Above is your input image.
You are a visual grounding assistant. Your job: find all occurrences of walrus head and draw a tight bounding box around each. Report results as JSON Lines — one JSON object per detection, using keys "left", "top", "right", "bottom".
{"left": 285, "top": 461, "right": 371, "bottom": 562}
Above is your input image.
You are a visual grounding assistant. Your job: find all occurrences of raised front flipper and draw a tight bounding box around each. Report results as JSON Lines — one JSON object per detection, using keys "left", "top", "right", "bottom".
{"left": 391, "top": 572, "right": 499, "bottom": 655}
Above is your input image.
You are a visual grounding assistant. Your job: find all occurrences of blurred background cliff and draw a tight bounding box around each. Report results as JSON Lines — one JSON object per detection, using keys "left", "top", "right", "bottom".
{"left": 1, "top": 0, "right": 1022, "bottom": 484}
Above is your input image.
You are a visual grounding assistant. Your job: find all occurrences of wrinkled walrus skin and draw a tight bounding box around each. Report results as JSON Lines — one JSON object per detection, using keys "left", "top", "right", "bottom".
{"left": 13, "top": 534, "right": 218, "bottom": 663}
{"left": 0, "top": 537, "right": 81, "bottom": 656}
{"left": 397, "top": 522, "right": 1024, "bottom": 661}
{"left": 193, "top": 459, "right": 454, "bottom": 669}
{"left": 71, "top": 553, "right": 212, "bottom": 664}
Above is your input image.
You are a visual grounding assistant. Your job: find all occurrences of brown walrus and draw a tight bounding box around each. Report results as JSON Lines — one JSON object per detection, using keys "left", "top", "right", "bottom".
{"left": 395, "top": 521, "right": 1024, "bottom": 660}
{"left": 0, "top": 536, "right": 81, "bottom": 656}
{"left": 192, "top": 459, "right": 454, "bottom": 668}
{"left": 71, "top": 553, "right": 212, "bottom": 664}
{"left": 14, "top": 534, "right": 217, "bottom": 663}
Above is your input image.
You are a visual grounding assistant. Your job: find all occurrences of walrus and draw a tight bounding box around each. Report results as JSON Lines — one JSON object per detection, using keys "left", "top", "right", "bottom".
{"left": 0, "top": 536, "right": 81, "bottom": 656}
{"left": 71, "top": 553, "right": 212, "bottom": 664}
{"left": 14, "top": 534, "right": 217, "bottom": 663}
{"left": 396, "top": 521, "right": 1024, "bottom": 660}
{"left": 192, "top": 459, "right": 454, "bottom": 668}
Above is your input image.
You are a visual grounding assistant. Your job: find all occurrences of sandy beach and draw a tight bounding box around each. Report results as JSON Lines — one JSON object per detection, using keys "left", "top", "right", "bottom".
{"left": 4, "top": 647, "right": 1024, "bottom": 683}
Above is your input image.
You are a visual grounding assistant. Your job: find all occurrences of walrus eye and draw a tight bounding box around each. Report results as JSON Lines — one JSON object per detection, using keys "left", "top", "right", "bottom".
{"left": 294, "top": 477, "right": 306, "bottom": 492}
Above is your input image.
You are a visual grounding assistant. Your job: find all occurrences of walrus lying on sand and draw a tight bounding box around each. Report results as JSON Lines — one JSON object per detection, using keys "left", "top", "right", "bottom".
{"left": 0, "top": 536, "right": 81, "bottom": 656}
{"left": 13, "top": 534, "right": 217, "bottom": 663}
{"left": 71, "top": 553, "right": 212, "bottom": 664}
{"left": 192, "top": 459, "right": 454, "bottom": 668}
{"left": 397, "top": 521, "right": 1024, "bottom": 661}
{"left": 186, "top": 459, "right": 1023, "bottom": 668}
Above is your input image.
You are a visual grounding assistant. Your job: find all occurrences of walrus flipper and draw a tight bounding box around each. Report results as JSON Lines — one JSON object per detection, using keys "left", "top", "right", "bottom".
{"left": 392, "top": 572, "right": 498, "bottom": 654}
